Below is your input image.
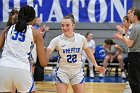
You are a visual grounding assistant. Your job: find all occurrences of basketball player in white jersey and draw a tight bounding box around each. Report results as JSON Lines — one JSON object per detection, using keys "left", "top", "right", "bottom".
{"left": 0, "top": 5, "right": 48, "bottom": 93}
{"left": 46, "top": 14, "right": 105, "bottom": 93}
{"left": 82, "top": 32, "right": 96, "bottom": 78}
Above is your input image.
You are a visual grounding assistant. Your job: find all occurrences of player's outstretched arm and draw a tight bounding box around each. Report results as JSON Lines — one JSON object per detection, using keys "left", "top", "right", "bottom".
{"left": 32, "top": 28, "right": 48, "bottom": 67}
{"left": 0, "top": 27, "right": 9, "bottom": 49}
{"left": 45, "top": 48, "right": 53, "bottom": 63}
{"left": 84, "top": 47, "right": 105, "bottom": 74}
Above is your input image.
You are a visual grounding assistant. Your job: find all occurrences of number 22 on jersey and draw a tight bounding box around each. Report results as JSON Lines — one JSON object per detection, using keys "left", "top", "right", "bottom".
{"left": 67, "top": 54, "right": 77, "bottom": 63}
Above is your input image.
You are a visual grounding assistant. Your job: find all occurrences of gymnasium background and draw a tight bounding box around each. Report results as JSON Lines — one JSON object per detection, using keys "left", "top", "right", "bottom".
{"left": 0, "top": 0, "right": 139, "bottom": 48}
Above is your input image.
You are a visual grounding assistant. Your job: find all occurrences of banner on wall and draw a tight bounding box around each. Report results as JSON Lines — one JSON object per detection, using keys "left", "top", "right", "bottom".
{"left": 0, "top": 0, "right": 132, "bottom": 22}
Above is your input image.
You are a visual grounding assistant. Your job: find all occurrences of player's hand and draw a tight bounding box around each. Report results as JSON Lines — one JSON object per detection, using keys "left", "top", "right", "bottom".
{"left": 43, "top": 24, "right": 50, "bottom": 32}
{"left": 116, "top": 25, "right": 125, "bottom": 34}
{"left": 113, "top": 32, "right": 124, "bottom": 39}
{"left": 95, "top": 66, "right": 105, "bottom": 74}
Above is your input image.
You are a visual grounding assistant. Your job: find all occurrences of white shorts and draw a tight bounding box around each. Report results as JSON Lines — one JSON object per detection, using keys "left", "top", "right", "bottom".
{"left": 55, "top": 67, "right": 84, "bottom": 85}
{"left": 0, "top": 66, "right": 35, "bottom": 92}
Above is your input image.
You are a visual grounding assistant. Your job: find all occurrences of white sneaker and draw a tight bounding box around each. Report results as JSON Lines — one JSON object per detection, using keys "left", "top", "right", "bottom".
{"left": 121, "top": 71, "right": 126, "bottom": 78}
{"left": 125, "top": 81, "right": 130, "bottom": 88}
{"left": 89, "top": 70, "right": 94, "bottom": 78}
{"left": 105, "top": 69, "right": 110, "bottom": 76}
{"left": 123, "top": 81, "right": 131, "bottom": 93}
{"left": 99, "top": 74, "right": 104, "bottom": 78}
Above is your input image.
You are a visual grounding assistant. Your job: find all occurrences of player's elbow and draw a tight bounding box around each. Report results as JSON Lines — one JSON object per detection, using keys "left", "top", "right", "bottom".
{"left": 0, "top": 45, "right": 3, "bottom": 49}
{"left": 127, "top": 42, "right": 133, "bottom": 48}
{"left": 40, "top": 60, "right": 48, "bottom": 67}
{"left": 39, "top": 57, "right": 48, "bottom": 67}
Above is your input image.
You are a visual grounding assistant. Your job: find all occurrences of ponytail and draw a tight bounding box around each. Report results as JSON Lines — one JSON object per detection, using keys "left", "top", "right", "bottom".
{"left": 15, "top": 19, "right": 27, "bottom": 33}
{"left": 15, "top": 5, "right": 35, "bottom": 33}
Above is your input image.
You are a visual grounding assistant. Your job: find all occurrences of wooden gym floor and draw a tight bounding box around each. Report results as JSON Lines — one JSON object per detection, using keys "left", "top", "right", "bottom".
{"left": 34, "top": 67, "right": 130, "bottom": 93}
{"left": 35, "top": 81, "right": 126, "bottom": 93}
